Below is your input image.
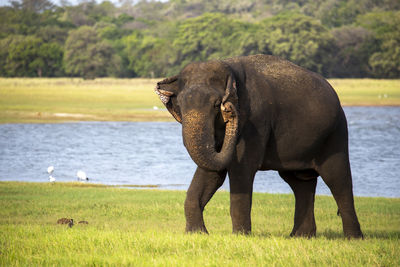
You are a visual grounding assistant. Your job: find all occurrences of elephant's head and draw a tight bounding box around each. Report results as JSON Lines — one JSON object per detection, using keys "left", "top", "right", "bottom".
{"left": 155, "top": 61, "right": 239, "bottom": 171}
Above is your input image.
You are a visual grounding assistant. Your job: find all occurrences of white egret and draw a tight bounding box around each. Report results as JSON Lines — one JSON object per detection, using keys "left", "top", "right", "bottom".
{"left": 77, "top": 170, "right": 89, "bottom": 181}
{"left": 47, "top": 166, "right": 54, "bottom": 174}
{"left": 48, "top": 166, "right": 55, "bottom": 182}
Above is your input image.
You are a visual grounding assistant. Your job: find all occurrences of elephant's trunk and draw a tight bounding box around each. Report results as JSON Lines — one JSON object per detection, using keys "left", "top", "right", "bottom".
{"left": 182, "top": 106, "right": 238, "bottom": 171}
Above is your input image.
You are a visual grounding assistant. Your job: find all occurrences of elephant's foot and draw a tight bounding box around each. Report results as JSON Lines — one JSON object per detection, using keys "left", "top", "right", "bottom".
{"left": 290, "top": 220, "right": 317, "bottom": 238}
{"left": 344, "top": 232, "right": 364, "bottom": 239}
{"left": 290, "top": 212, "right": 317, "bottom": 238}
{"left": 290, "top": 226, "right": 316, "bottom": 238}
{"left": 343, "top": 227, "right": 364, "bottom": 239}
{"left": 232, "top": 226, "right": 251, "bottom": 235}
{"left": 184, "top": 202, "right": 209, "bottom": 234}
{"left": 185, "top": 224, "right": 209, "bottom": 234}
{"left": 340, "top": 209, "right": 363, "bottom": 239}
{"left": 231, "top": 213, "right": 252, "bottom": 235}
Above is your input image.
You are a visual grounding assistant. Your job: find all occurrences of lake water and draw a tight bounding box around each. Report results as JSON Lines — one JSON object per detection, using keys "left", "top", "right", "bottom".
{"left": 0, "top": 107, "right": 399, "bottom": 198}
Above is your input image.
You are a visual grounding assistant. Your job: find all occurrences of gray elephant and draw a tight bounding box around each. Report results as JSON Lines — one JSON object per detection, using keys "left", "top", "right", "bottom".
{"left": 155, "top": 54, "right": 363, "bottom": 238}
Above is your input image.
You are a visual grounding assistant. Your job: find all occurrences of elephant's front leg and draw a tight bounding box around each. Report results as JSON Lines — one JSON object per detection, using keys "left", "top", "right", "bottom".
{"left": 229, "top": 168, "right": 256, "bottom": 234}
{"left": 184, "top": 167, "right": 226, "bottom": 234}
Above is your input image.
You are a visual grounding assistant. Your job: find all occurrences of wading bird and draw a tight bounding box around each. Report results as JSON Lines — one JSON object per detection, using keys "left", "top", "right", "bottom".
{"left": 48, "top": 166, "right": 55, "bottom": 182}
{"left": 77, "top": 170, "right": 89, "bottom": 181}
{"left": 47, "top": 166, "right": 54, "bottom": 175}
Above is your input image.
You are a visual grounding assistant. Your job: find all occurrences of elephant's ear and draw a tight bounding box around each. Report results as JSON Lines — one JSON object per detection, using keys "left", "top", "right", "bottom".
{"left": 155, "top": 75, "right": 182, "bottom": 123}
{"left": 221, "top": 72, "right": 239, "bottom": 123}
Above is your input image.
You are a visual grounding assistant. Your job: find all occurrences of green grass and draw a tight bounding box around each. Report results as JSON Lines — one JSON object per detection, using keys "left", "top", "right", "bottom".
{"left": 0, "top": 182, "right": 399, "bottom": 266}
{"left": 0, "top": 78, "right": 169, "bottom": 123}
{"left": 0, "top": 78, "right": 399, "bottom": 123}
{"left": 329, "top": 79, "right": 400, "bottom": 106}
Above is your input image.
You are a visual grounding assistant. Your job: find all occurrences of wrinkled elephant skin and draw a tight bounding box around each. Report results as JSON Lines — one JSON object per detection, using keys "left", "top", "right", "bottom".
{"left": 155, "top": 55, "right": 363, "bottom": 238}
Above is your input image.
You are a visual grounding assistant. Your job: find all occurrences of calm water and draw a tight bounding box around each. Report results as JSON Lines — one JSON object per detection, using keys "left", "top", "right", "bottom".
{"left": 0, "top": 107, "right": 399, "bottom": 197}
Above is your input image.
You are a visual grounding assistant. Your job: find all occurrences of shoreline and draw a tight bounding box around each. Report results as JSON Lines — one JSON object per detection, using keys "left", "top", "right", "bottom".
{"left": 1, "top": 181, "right": 398, "bottom": 199}
{"left": 1, "top": 104, "right": 399, "bottom": 124}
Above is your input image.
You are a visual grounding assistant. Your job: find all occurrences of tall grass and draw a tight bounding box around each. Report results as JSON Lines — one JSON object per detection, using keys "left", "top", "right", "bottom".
{"left": 0, "top": 182, "right": 399, "bottom": 266}
{"left": 0, "top": 78, "right": 399, "bottom": 123}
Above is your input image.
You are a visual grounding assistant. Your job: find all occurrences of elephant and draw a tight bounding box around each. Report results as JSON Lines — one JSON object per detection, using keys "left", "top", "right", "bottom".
{"left": 155, "top": 54, "right": 363, "bottom": 238}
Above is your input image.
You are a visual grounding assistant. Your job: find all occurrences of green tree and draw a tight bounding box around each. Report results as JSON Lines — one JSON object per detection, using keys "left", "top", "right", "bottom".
{"left": 2, "top": 35, "right": 63, "bottom": 77}
{"left": 330, "top": 26, "right": 378, "bottom": 77}
{"left": 0, "top": 0, "right": 69, "bottom": 38}
{"left": 357, "top": 11, "right": 400, "bottom": 78}
{"left": 304, "top": 0, "right": 400, "bottom": 27}
{"left": 10, "top": 0, "right": 56, "bottom": 13}
{"left": 64, "top": 25, "right": 121, "bottom": 79}
{"left": 257, "top": 12, "right": 335, "bottom": 75}
{"left": 369, "top": 40, "right": 400, "bottom": 78}
{"left": 63, "top": 1, "right": 117, "bottom": 27}
{"left": 0, "top": 35, "right": 23, "bottom": 76}
{"left": 95, "top": 21, "right": 134, "bottom": 77}
{"left": 36, "top": 25, "right": 70, "bottom": 45}
{"left": 172, "top": 13, "right": 254, "bottom": 71}
{"left": 122, "top": 32, "right": 171, "bottom": 77}
{"left": 1, "top": 0, "right": 400, "bottom": 78}
{"left": 316, "top": 0, "right": 363, "bottom": 27}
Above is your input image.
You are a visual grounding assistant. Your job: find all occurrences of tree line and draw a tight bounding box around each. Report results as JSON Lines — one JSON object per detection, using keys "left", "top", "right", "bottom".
{"left": 0, "top": 0, "right": 399, "bottom": 79}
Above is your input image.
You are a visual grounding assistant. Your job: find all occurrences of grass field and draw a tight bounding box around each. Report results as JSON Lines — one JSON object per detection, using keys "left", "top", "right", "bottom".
{"left": 0, "top": 78, "right": 399, "bottom": 123}
{"left": 0, "top": 182, "right": 399, "bottom": 266}
{"left": 0, "top": 78, "right": 167, "bottom": 123}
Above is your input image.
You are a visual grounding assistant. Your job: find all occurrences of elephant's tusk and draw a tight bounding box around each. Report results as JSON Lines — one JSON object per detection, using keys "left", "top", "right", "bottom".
{"left": 158, "top": 89, "right": 174, "bottom": 96}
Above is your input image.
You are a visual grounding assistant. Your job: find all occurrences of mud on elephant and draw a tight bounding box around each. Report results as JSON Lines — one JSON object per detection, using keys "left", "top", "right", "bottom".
{"left": 155, "top": 54, "right": 363, "bottom": 238}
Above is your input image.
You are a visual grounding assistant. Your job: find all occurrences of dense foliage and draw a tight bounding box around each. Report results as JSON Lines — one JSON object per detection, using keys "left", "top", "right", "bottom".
{"left": 0, "top": 0, "right": 399, "bottom": 78}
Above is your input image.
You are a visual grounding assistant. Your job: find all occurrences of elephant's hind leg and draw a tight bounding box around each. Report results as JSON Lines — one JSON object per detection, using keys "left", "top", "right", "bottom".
{"left": 279, "top": 171, "right": 317, "bottom": 238}
{"left": 185, "top": 167, "right": 226, "bottom": 234}
{"left": 317, "top": 153, "right": 363, "bottom": 239}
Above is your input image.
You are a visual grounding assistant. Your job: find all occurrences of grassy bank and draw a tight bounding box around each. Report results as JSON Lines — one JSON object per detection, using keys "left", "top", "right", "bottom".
{"left": 0, "top": 78, "right": 399, "bottom": 123}
{"left": 0, "top": 182, "right": 399, "bottom": 266}
{"left": 0, "top": 78, "right": 167, "bottom": 123}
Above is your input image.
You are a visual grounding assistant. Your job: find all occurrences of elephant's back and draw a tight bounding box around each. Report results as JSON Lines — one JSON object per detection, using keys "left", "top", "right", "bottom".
{"left": 225, "top": 54, "right": 342, "bottom": 120}
{"left": 224, "top": 55, "right": 338, "bottom": 99}
{"left": 224, "top": 54, "right": 303, "bottom": 78}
